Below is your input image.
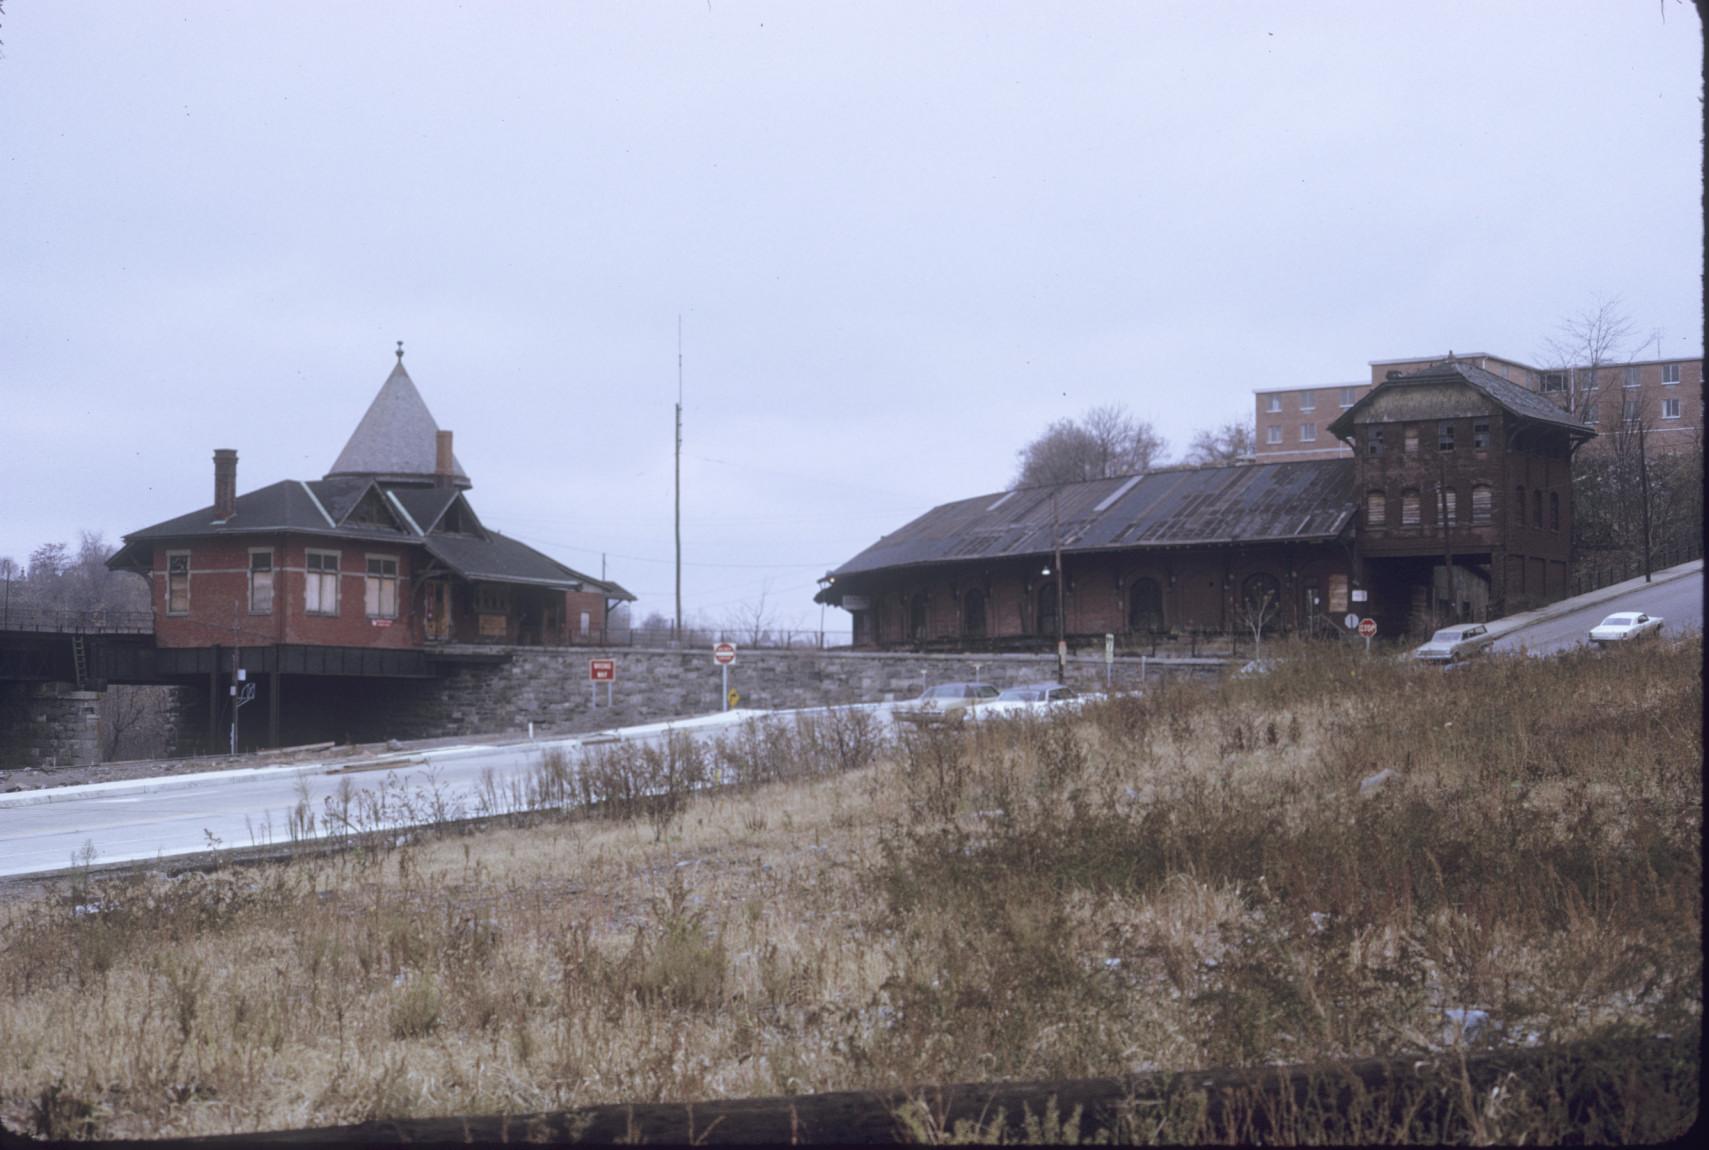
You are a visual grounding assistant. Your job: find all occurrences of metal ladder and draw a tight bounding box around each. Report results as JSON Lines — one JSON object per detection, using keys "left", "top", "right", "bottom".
{"left": 71, "top": 634, "right": 88, "bottom": 688}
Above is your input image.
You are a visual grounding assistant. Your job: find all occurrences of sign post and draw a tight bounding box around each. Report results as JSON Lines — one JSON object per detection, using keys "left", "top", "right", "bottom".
{"left": 590, "top": 659, "right": 616, "bottom": 707}
{"left": 713, "top": 642, "right": 737, "bottom": 711}
{"left": 1104, "top": 633, "right": 1115, "bottom": 688}
{"left": 1357, "top": 616, "right": 1377, "bottom": 654}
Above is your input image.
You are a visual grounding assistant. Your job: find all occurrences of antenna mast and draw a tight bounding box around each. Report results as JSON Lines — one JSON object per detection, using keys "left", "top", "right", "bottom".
{"left": 674, "top": 316, "right": 683, "bottom": 645}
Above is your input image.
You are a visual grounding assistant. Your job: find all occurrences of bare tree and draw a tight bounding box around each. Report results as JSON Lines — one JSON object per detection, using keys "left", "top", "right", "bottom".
{"left": 1012, "top": 403, "right": 1168, "bottom": 487}
{"left": 723, "top": 582, "right": 777, "bottom": 647}
{"left": 1184, "top": 419, "right": 1257, "bottom": 467}
{"left": 1541, "top": 294, "right": 1643, "bottom": 423}
{"left": 1235, "top": 582, "right": 1281, "bottom": 662}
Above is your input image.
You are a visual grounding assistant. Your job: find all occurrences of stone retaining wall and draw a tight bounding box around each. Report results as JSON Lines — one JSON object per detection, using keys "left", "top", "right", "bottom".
{"left": 399, "top": 646, "right": 1227, "bottom": 740}
{"left": 0, "top": 681, "right": 102, "bottom": 768}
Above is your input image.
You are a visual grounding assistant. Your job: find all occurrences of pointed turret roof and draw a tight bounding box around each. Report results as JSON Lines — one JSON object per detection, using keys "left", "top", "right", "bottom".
{"left": 326, "top": 350, "right": 471, "bottom": 487}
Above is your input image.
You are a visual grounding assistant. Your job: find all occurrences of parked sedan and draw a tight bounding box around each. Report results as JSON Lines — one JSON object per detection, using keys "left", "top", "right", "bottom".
{"left": 893, "top": 681, "right": 1001, "bottom": 726}
{"left": 1588, "top": 611, "right": 1664, "bottom": 646}
{"left": 1412, "top": 623, "right": 1493, "bottom": 664}
{"left": 976, "top": 682, "right": 1082, "bottom": 718}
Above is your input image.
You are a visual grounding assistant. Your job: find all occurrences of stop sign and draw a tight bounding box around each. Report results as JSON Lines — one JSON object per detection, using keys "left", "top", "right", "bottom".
{"left": 1357, "top": 617, "right": 1378, "bottom": 639}
{"left": 713, "top": 642, "right": 737, "bottom": 665}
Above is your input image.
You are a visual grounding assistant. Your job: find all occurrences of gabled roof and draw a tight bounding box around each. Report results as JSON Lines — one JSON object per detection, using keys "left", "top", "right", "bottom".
{"left": 327, "top": 357, "right": 470, "bottom": 486}
{"left": 423, "top": 530, "right": 635, "bottom": 600}
{"left": 819, "top": 459, "right": 1355, "bottom": 593}
{"left": 1328, "top": 361, "right": 1596, "bottom": 441}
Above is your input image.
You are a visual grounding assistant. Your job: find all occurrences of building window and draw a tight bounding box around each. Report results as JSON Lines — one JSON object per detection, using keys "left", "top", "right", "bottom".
{"left": 579, "top": 611, "right": 591, "bottom": 638}
{"left": 962, "top": 588, "right": 986, "bottom": 637}
{"left": 1585, "top": 402, "right": 1599, "bottom": 425}
{"left": 1549, "top": 492, "right": 1560, "bottom": 531}
{"left": 909, "top": 592, "right": 927, "bottom": 640}
{"left": 1662, "top": 397, "right": 1681, "bottom": 420}
{"left": 1532, "top": 489, "right": 1543, "bottom": 528}
{"left": 1622, "top": 398, "right": 1641, "bottom": 423}
{"left": 474, "top": 584, "right": 510, "bottom": 613}
{"left": 1365, "top": 490, "right": 1387, "bottom": 527}
{"left": 1662, "top": 363, "right": 1681, "bottom": 385}
{"left": 1515, "top": 485, "right": 1526, "bottom": 526}
{"left": 248, "top": 550, "right": 274, "bottom": 615}
{"left": 1404, "top": 426, "right": 1419, "bottom": 453}
{"left": 1471, "top": 484, "right": 1492, "bottom": 524}
{"left": 1473, "top": 421, "right": 1489, "bottom": 450}
{"left": 1299, "top": 423, "right": 1317, "bottom": 442}
{"left": 166, "top": 552, "right": 190, "bottom": 615}
{"left": 305, "top": 550, "right": 340, "bottom": 615}
{"left": 1339, "top": 386, "right": 1357, "bottom": 408}
{"left": 1541, "top": 371, "right": 1566, "bottom": 393}
{"left": 1266, "top": 425, "right": 1283, "bottom": 445}
{"left": 1266, "top": 395, "right": 1282, "bottom": 414}
{"left": 1440, "top": 487, "right": 1457, "bottom": 526}
{"left": 365, "top": 556, "right": 399, "bottom": 618}
{"left": 1623, "top": 365, "right": 1641, "bottom": 389}
{"left": 1128, "top": 577, "right": 1163, "bottom": 633}
{"left": 1299, "top": 392, "right": 1316, "bottom": 412}
{"left": 1401, "top": 489, "right": 1421, "bottom": 526}
{"left": 1366, "top": 427, "right": 1384, "bottom": 456}
{"left": 1438, "top": 421, "right": 1456, "bottom": 451}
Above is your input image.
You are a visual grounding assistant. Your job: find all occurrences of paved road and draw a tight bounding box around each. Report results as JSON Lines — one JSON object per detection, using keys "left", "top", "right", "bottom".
{"left": 1490, "top": 569, "right": 1701, "bottom": 656}
{"left": 0, "top": 708, "right": 871, "bottom": 880}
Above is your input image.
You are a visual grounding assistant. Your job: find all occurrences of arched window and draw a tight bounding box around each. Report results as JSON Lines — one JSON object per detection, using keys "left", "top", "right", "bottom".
{"left": 1401, "top": 488, "right": 1422, "bottom": 526}
{"left": 1365, "top": 490, "right": 1387, "bottom": 527}
{"left": 1515, "top": 485, "right": 1526, "bottom": 525}
{"left": 1240, "top": 573, "right": 1282, "bottom": 632}
{"left": 1128, "top": 577, "right": 1164, "bottom": 633}
{"left": 1549, "top": 492, "right": 1560, "bottom": 531}
{"left": 1532, "top": 489, "right": 1543, "bottom": 528}
{"left": 1037, "top": 582, "right": 1059, "bottom": 637}
{"left": 1471, "top": 484, "right": 1493, "bottom": 524}
{"left": 962, "top": 589, "right": 986, "bottom": 637}
{"left": 1441, "top": 487, "right": 1457, "bottom": 526}
{"left": 909, "top": 592, "right": 928, "bottom": 641}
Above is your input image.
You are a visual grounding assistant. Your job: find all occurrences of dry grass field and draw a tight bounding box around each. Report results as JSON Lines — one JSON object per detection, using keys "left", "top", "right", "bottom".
{"left": 0, "top": 637, "right": 1699, "bottom": 1142}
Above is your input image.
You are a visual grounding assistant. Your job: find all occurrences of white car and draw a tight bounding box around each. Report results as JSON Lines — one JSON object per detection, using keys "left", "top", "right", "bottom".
{"left": 1412, "top": 623, "right": 1492, "bottom": 664}
{"left": 893, "top": 681, "right": 1001, "bottom": 726}
{"left": 1589, "top": 611, "right": 1663, "bottom": 645}
{"left": 976, "top": 682, "right": 1083, "bottom": 718}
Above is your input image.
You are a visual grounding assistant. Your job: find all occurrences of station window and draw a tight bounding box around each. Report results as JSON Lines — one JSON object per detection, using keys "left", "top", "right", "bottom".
{"left": 1404, "top": 426, "right": 1419, "bottom": 453}
{"left": 166, "top": 552, "right": 190, "bottom": 615}
{"left": 1366, "top": 427, "right": 1384, "bottom": 456}
{"left": 248, "top": 550, "right": 274, "bottom": 615}
{"left": 1365, "top": 490, "right": 1387, "bottom": 527}
{"left": 1472, "top": 421, "right": 1489, "bottom": 450}
{"left": 305, "top": 550, "right": 340, "bottom": 615}
{"left": 1438, "top": 421, "right": 1455, "bottom": 451}
{"left": 1471, "top": 485, "right": 1492, "bottom": 524}
{"left": 365, "top": 556, "right": 399, "bottom": 618}
{"left": 1401, "top": 489, "right": 1421, "bottom": 526}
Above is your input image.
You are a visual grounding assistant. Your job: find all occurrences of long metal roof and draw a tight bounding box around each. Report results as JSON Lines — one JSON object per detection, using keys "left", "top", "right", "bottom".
{"left": 825, "top": 458, "right": 1355, "bottom": 582}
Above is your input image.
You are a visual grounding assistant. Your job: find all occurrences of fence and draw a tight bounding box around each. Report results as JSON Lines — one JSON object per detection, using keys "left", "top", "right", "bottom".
{"left": 0, "top": 605, "right": 154, "bottom": 635}
{"left": 1570, "top": 533, "right": 1703, "bottom": 598}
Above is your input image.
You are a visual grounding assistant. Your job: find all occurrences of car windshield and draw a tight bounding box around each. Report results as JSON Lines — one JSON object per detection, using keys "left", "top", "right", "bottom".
{"left": 997, "top": 687, "right": 1043, "bottom": 702}
{"left": 1429, "top": 628, "right": 1469, "bottom": 642}
{"left": 921, "top": 684, "right": 969, "bottom": 700}
{"left": 1600, "top": 614, "right": 1639, "bottom": 626}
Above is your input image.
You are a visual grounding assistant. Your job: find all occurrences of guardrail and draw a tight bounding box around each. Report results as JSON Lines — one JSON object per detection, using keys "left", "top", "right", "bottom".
{"left": 0, "top": 606, "right": 154, "bottom": 635}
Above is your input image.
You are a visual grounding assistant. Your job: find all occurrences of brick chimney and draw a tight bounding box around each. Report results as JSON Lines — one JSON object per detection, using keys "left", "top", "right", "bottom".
{"left": 435, "top": 430, "right": 454, "bottom": 483}
{"left": 213, "top": 449, "right": 238, "bottom": 520}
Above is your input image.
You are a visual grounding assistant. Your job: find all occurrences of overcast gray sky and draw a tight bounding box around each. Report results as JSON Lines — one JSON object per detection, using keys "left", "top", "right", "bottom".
{"left": 1, "top": 2, "right": 1701, "bottom": 632}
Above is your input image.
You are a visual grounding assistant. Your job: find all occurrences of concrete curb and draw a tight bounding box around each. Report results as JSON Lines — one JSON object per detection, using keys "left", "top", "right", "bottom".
{"left": 1485, "top": 558, "right": 1701, "bottom": 640}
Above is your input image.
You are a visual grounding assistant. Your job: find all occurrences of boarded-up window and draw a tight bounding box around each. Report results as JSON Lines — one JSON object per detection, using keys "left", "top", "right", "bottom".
{"left": 1366, "top": 428, "right": 1384, "bottom": 456}
{"left": 1404, "top": 427, "right": 1419, "bottom": 453}
{"left": 1549, "top": 492, "right": 1560, "bottom": 531}
{"left": 579, "top": 611, "right": 591, "bottom": 638}
{"left": 1365, "top": 490, "right": 1387, "bottom": 527}
{"left": 1441, "top": 488, "right": 1457, "bottom": 526}
{"left": 167, "top": 553, "right": 190, "bottom": 615}
{"left": 1471, "top": 485, "right": 1492, "bottom": 524}
{"left": 365, "top": 556, "right": 399, "bottom": 618}
{"left": 305, "top": 551, "right": 339, "bottom": 615}
{"left": 1401, "top": 489, "right": 1421, "bottom": 526}
{"left": 248, "top": 550, "right": 273, "bottom": 615}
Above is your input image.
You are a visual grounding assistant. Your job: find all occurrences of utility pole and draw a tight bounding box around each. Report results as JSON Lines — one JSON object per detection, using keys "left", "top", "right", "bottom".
{"left": 674, "top": 316, "right": 683, "bottom": 645}
{"left": 1439, "top": 453, "right": 1456, "bottom": 622}
{"left": 1053, "top": 491, "right": 1066, "bottom": 681}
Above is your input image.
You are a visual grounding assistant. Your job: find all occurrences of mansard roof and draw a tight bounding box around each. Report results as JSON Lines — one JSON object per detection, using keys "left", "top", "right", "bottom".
{"left": 817, "top": 458, "right": 1356, "bottom": 596}
{"left": 326, "top": 357, "right": 470, "bottom": 487}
